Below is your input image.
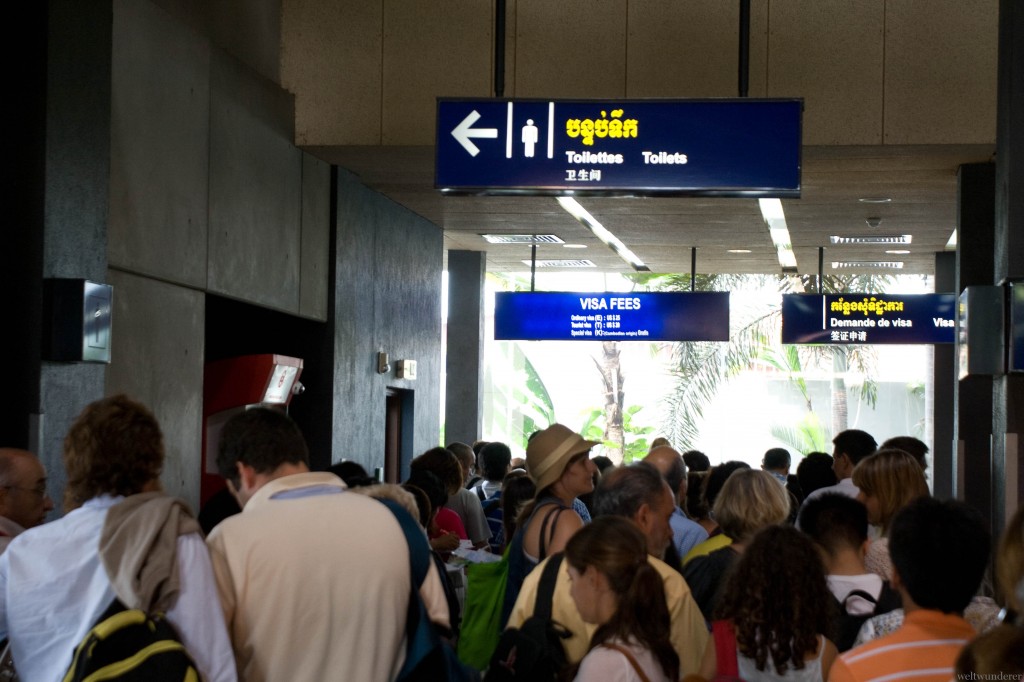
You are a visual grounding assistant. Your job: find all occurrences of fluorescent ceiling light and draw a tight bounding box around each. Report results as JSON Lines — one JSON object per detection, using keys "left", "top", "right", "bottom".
{"left": 885, "top": 250, "right": 911, "bottom": 255}
{"left": 829, "top": 235, "right": 912, "bottom": 245}
{"left": 831, "top": 261, "right": 905, "bottom": 269}
{"left": 556, "top": 197, "right": 650, "bottom": 271}
{"left": 481, "top": 234, "right": 564, "bottom": 244}
{"left": 727, "top": 249, "right": 752, "bottom": 253}
{"left": 858, "top": 197, "right": 892, "bottom": 204}
{"left": 520, "top": 259, "right": 596, "bottom": 268}
{"left": 758, "top": 198, "right": 798, "bottom": 273}
{"left": 562, "top": 244, "right": 588, "bottom": 249}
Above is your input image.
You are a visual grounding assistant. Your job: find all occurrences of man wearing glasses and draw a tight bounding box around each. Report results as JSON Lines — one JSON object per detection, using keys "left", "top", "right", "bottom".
{"left": 0, "top": 449, "right": 53, "bottom": 552}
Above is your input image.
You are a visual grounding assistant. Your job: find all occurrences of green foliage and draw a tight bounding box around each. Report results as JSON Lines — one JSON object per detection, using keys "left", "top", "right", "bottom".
{"left": 508, "top": 348, "right": 557, "bottom": 450}
{"left": 647, "top": 273, "right": 891, "bottom": 449}
{"left": 769, "top": 412, "right": 831, "bottom": 455}
{"left": 579, "top": 405, "right": 655, "bottom": 463}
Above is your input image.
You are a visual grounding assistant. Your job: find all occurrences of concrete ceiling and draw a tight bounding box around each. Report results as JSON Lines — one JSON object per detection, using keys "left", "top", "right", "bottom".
{"left": 312, "top": 141, "right": 993, "bottom": 277}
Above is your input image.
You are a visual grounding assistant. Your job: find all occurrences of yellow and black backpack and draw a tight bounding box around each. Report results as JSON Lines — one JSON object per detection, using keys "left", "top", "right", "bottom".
{"left": 62, "top": 600, "right": 199, "bottom": 682}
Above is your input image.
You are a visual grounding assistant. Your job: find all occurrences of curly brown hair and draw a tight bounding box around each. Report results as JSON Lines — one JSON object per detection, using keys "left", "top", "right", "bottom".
{"left": 715, "top": 524, "right": 833, "bottom": 675}
{"left": 63, "top": 394, "right": 164, "bottom": 510}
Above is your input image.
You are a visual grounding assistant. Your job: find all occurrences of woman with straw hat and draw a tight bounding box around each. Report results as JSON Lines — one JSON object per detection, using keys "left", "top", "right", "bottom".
{"left": 501, "top": 423, "right": 600, "bottom": 624}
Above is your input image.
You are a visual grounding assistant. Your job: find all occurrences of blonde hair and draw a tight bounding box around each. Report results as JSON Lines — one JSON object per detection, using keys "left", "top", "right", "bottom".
{"left": 852, "top": 448, "right": 929, "bottom": 534}
{"left": 713, "top": 469, "right": 790, "bottom": 543}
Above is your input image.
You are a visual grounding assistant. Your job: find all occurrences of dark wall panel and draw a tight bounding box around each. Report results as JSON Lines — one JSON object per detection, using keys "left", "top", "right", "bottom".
{"left": 333, "top": 170, "right": 443, "bottom": 474}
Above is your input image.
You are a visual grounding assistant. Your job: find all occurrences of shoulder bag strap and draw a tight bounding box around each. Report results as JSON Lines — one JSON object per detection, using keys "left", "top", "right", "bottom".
{"left": 600, "top": 643, "right": 653, "bottom": 682}
{"left": 379, "top": 498, "right": 430, "bottom": 588}
{"left": 534, "top": 553, "right": 564, "bottom": 622}
{"left": 537, "top": 504, "right": 567, "bottom": 561}
{"left": 711, "top": 619, "right": 740, "bottom": 678}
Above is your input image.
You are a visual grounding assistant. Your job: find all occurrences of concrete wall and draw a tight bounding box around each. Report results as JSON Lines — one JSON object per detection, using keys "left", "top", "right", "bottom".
{"left": 103, "top": 0, "right": 332, "bottom": 510}
{"left": 282, "top": 0, "right": 998, "bottom": 147}
{"left": 5, "top": 0, "right": 443, "bottom": 515}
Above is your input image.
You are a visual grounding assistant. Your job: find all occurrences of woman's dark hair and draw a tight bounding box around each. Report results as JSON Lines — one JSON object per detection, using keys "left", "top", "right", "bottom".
{"left": 327, "top": 460, "right": 375, "bottom": 488}
{"left": 401, "top": 483, "right": 432, "bottom": 528}
{"left": 685, "top": 471, "right": 709, "bottom": 520}
{"left": 704, "top": 460, "right": 751, "bottom": 510}
{"left": 715, "top": 524, "right": 833, "bottom": 675}
{"left": 500, "top": 471, "right": 536, "bottom": 546}
{"left": 405, "top": 469, "right": 448, "bottom": 515}
{"left": 565, "top": 517, "right": 679, "bottom": 681}
{"left": 410, "top": 447, "right": 463, "bottom": 495}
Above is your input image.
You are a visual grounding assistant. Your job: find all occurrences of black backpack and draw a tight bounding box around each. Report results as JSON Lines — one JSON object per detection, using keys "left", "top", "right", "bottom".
{"left": 832, "top": 581, "right": 903, "bottom": 652}
{"left": 487, "top": 553, "right": 570, "bottom": 681}
{"left": 63, "top": 600, "right": 199, "bottom": 682}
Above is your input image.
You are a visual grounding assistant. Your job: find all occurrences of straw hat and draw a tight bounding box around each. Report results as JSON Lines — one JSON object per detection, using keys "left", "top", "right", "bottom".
{"left": 526, "top": 424, "right": 600, "bottom": 492}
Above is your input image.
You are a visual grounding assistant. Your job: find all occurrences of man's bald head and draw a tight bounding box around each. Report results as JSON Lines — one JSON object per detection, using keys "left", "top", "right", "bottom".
{"left": 643, "top": 445, "right": 687, "bottom": 498}
{"left": 0, "top": 448, "right": 54, "bottom": 529}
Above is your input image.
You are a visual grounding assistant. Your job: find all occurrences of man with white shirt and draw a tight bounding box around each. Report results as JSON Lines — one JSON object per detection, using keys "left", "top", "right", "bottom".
{"left": 0, "top": 395, "right": 236, "bottom": 682}
{"left": 0, "top": 449, "right": 54, "bottom": 552}
{"left": 799, "top": 429, "right": 877, "bottom": 521}
{"left": 207, "top": 407, "right": 450, "bottom": 682}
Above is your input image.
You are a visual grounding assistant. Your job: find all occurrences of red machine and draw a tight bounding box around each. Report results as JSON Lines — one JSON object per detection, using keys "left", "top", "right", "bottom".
{"left": 201, "top": 354, "right": 304, "bottom": 505}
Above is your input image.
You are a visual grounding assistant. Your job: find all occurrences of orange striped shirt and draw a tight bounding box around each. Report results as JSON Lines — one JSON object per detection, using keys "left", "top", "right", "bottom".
{"left": 828, "top": 609, "right": 974, "bottom": 682}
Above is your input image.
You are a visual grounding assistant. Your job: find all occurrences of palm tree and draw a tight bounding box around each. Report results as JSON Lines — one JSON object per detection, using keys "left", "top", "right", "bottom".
{"left": 631, "top": 272, "right": 889, "bottom": 452}
{"left": 594, "top": 341, "right": 625, "bottom": 454}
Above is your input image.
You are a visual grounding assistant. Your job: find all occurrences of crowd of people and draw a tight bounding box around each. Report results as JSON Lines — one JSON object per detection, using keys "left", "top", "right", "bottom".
{"left": 0, "top": 394, "right": 1020, "bottom": 682}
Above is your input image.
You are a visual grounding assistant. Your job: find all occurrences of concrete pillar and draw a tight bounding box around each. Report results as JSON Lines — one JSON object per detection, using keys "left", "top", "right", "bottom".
{"left": 445, "top": 250, "right": 486, "bottom": 446}
{"left": 955, "top": 163, "right": 995, "bottom": 529}
{"left": 2, "top": 1, "right": 112, "bottom": 511}
{"left": 932, "top": 251, "right": 956, "bottom": 500}
{"left": 991, "top": 0, "right": 1024, "bottom": 536}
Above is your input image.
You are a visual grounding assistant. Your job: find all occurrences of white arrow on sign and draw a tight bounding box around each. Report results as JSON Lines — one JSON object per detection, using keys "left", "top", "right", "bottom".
{"left": 451, "top": 110, "right": 498, "bottom": 157}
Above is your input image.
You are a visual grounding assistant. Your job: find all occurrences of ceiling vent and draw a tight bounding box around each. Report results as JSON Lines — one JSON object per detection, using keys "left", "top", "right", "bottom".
{"left": 481, "top": 234, "right": 564, "bottom": 244}
{"left": 520, "top": 259, "right": 596, "bottom": 268}
{"left": 831, "top": 261, "right": 905, "bottom": 270}
{"left": 830, "top": 235, "right": 912, "bottom": 245}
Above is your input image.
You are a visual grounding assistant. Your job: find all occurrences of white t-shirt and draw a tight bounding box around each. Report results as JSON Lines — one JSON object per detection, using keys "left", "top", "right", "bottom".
{"left": 827, "top": 573, "right": 884, "bottom": 615}
{"left": 574, "top": 639, "right": 672, "bottom": 682}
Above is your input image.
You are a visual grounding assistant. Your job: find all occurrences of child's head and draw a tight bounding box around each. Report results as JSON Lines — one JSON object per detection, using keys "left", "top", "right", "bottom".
{"left": 890, "top": 497, "right": 989, "bottom": 614}
{"left": 799, "top": 493, "right": 869, "bottom": 560}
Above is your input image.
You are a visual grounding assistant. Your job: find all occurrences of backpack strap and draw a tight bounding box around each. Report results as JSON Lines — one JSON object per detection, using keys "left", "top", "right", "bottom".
{"left": 841, "top": 589, "right": 879, "bottom": 609}
{"left": 875, "top": 581, "right": 903, "bottom": 612}
{"left": 476, "top": 485, "right": 487, "bottom": 502}
{"left": 600, "top": 643, "right": 652, "bottom": 682}
{"left": 534, "top": 553, "right": 564, "bottom": 622}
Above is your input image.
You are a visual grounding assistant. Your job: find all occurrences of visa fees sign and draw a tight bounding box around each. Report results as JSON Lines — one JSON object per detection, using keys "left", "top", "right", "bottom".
{"left": 782, "top": 294, "right": 957, "bottom": 345}
{"left": 436, "top": 98, "right": 802, "bottom": 197}
{"left": 494, "top": 292, "right": 730, "bottom": 342}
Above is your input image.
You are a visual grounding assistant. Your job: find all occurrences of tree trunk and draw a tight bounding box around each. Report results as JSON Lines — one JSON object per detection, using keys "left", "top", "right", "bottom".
{"left": 597, "top": 342, "right": 625, "bottom": 463}
{"left": 831, "top": 351, "right": 849, "bottom": 436}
